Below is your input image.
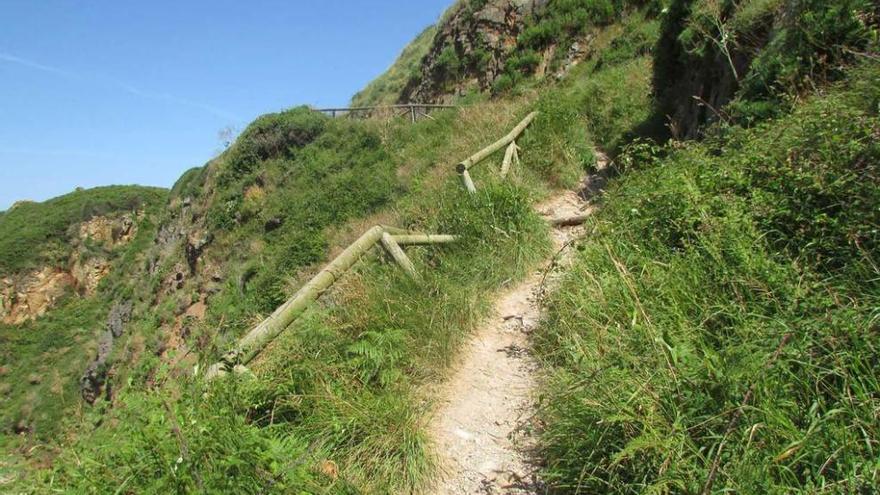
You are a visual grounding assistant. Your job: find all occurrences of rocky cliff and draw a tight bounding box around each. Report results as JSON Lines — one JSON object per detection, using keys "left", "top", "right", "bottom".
{"left": 0, "top": 212, "right": 141, "bottom": 324}
{"left": 400, "top": 0, "right": 548, "bottom": 102}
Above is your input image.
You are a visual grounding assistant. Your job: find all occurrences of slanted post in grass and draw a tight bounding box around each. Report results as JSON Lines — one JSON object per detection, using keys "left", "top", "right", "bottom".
{"left": 500, "top": 141, "right": 519, "bottom": 178}
{"left": 205, "top": 226, "right": 459, "bottom": 379}
{"left": 381, "top": 232, "right": 421, "bottom": 281}
{"left": 456, "top": 111, "right": 538, "bottom": 192}
{"left": 461, "top": 169, "right": 477, "bottom": 194}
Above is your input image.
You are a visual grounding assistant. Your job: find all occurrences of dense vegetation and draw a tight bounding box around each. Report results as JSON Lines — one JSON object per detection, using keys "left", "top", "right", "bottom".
{"left": 534, "top": 0, "right": 880, "bottom": 492}
{"left": 0, "top": 186, "right": 166, "bottom": 274}
{"left": 3, "top": 0, "right": 877, "bottom": 493}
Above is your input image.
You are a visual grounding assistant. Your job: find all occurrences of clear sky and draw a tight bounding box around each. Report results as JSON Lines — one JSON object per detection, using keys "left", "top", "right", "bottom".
{"left": 0, "top": 0, "right": 451, "bottom": 210}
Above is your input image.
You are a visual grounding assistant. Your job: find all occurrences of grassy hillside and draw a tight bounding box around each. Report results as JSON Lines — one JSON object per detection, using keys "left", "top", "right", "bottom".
{"left": 351, "top": 25, "right": 439, "bottom": 107}
{"left": 4, "top": 0, "right": 878, "bottom": 493}
{"left": 32, "top": 106, "right": 580, "bottom": 493}
{"left": 0, "top": 186, "right": 167, "bottom": 274}
{"left": 13, "top": 44, "right": 602, "bottom": 490}
{"left": 0, "top": 186, "right": 167, "bottom": 465}
{"left": 532, "top": 0, "right": 880, "bottom": 492}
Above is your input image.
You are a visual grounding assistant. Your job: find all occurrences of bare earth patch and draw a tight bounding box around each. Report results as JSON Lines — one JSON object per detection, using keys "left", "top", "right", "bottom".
{"left": 427, "top": 156, "right": 608, "bottom": 494}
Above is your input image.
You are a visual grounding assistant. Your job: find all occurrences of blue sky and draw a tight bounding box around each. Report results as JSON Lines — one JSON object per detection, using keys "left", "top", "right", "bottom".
{"left": 0, "top": 0, "right": 451, "bottom": 210}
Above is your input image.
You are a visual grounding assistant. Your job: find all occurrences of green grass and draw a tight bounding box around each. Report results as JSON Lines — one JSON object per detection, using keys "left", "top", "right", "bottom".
{"left": 11, "top": 2, "right": 880, "bottom": 493}
{"left": 0, "top": 186, "right": 167, "bottom": 274}
{"left": 534, "top": 62, "right": 880, "bottom": 493}
{"left": 0, "top": 197, "right": 167, "bottom": 452}
{"left": 16, "top": 7, "right": 659, "bottom": 492}
{"left": 29, "top": 81, "right": 582, "bottom": 492}
{"left": 351, "top": 25, "right": 438, "bottom": 107}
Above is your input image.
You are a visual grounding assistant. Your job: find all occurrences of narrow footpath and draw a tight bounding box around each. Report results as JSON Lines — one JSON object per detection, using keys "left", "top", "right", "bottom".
{"left": 428, "top": 155, "right": 609, "bottom": 494}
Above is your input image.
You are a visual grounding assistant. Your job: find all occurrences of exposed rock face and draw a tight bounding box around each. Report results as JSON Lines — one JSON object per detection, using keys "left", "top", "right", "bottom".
{"left": 400, "top": 0, "right": 549, "bottom": 103}
{"left": 0, "top": 213, "right": 141, "bottom": 325}
{"left": 70, "top": 257, "right": 111, "bottom": 295}
{"left": 0, "top": 269, "right": 75, "bottom": 325}
{"left": 80, "top": 301, "right": 132, "bottom": 404}
{"left": 78, "top": 213, "right": 138, "bottom": 249}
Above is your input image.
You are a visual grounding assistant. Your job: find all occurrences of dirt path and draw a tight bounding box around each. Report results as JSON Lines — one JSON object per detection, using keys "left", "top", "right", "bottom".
{"left": 427, "top": 157, "right": 608, "bottom": 494}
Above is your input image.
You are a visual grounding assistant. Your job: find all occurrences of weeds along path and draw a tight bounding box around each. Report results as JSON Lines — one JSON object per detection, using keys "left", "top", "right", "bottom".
{"left": 428, "top": 155, "right": 609, "bottom": 494}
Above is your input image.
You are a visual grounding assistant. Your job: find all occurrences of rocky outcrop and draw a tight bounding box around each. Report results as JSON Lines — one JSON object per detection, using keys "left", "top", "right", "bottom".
{"left": 0, "top": 269, "right": 75, "bottom": 325}
{"left": 0, "top": 213, "right": 141, "bottom": 325}
{"left": 78, "top": 213, "right": 138, "bottom": 249}
{"left": 80, "top": 301, "right": 132, "bottom": 404}
{"left": 400, "top": 0, "right": 549, "bottom": 103}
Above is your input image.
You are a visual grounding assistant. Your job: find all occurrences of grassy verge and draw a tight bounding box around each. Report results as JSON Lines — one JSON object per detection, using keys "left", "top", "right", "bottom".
{"left": 535, "top": 62, "right": 880, "bottom": 492}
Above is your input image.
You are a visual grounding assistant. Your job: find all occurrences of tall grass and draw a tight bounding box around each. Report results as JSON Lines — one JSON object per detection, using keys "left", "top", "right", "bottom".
{"left": 35, "top": 78, "right": 579, "bottom": 492}
{"left": 535, "top": 62, "right": 880, "bottom": 492}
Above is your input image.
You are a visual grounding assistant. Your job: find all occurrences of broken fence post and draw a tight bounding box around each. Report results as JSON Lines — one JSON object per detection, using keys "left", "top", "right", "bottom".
{"left": 390, "top": 234, "right": 458, "bottom": 245}
{"left": 456, "top": 111, "right": 538, "bottom": 192}
{"left": 461, "top": 169, "right": 477, "bottom": 194}
{"left": 381, "top": 232, "right": 421, "bottom": 281}
{"left": 205, "top": 226, "right": 458, "bottom": 380}
{"left": 500, "top": 141, "right": 517, "bottom": 178}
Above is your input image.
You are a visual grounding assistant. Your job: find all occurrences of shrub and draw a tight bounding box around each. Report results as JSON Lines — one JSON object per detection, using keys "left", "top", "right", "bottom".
{"left": 519, "top": 20, "right": 563, "bottom": 49}
{"left": 224, "top": 106, "right": 327, "bottom": 180}
{"left": 435, "top": 45, "right": 462, "bottom": 80}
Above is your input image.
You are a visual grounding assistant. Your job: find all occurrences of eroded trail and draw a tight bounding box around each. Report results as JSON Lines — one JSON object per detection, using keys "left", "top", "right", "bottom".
{"left": 428, "top": 158, "right": 608, "bottom": 494}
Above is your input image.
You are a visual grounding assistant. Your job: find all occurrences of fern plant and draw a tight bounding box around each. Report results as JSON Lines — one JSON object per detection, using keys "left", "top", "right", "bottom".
{"left": 347, "top": 329, "right": 406, "bottom": 388}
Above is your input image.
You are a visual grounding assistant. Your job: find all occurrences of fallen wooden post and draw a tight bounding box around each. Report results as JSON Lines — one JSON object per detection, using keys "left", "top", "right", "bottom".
{"left": 500, "top": 142, "right": 518, "bottom": 178}
{"left": 391, "top": 234, "right": 458, "bottom": 245}
{"left": 206, "top": 226, "right": 457, "bottom": 379}
{"left": 381, "top": 232, "right": 421, "bottom": 281}
{"left": 456, "top": 111, "right": 538, "bottom": 193}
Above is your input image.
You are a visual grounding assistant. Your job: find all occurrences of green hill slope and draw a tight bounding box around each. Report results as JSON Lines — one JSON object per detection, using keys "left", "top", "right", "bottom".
{"left": 2, "top": 0, "right": 878, "bottom": 493}
{"left": 351, "top": 25, "right": 439, "bottom": 106}
{"left": 0, "top": 186, "right": 166, "bottom": 274}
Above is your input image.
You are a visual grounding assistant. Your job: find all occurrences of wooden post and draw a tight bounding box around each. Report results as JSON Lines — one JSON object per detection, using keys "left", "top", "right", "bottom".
{"left": 410, "top": 105, "right": 417, "bottom": 124}
{"left": 381, "top": 232, "right": 421, "bottom": 281}
{"left": 461, "top": 169, "right": 477, "bottom": 194}
{"left": 500, "top": 141, "right": 517, "bottom": 178}
{"left": 205, "top": 226, "right": 459, "bottom": 379}
{"left": 390, "top": 234, "right": 458, "bottom": 245}
{"left": 233, "top": 225, "right": 386, "bottom": 366}
{"left": 457, "top": 111, "right": 538, "bottom": 173}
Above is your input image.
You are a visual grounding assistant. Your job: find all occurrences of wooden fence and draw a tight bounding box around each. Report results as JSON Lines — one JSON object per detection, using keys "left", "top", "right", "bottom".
{"left": 315, "top": 104, "right": 456, "bottom": 123}
{"left": 206, "top": 226, "right": 457, "bottom": 379}
{"left": 205, "top": 108, "right": 566, "bottom": 380}
{"left": 456, "top": 112, "right": 538, "bottom": 193}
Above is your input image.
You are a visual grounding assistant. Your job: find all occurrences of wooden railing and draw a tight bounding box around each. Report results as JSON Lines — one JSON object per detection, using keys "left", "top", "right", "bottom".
{"left": 206, "top": 226, "right": 457, "bottom": 379}
{"left": 456, "top": 112, "right": 538, "bottom": 193}
{"left": 314, "top": 104, "right": 456, "bottom": 123}
{"left": 207, "top": 109, "right": 548, "bottom": 380}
